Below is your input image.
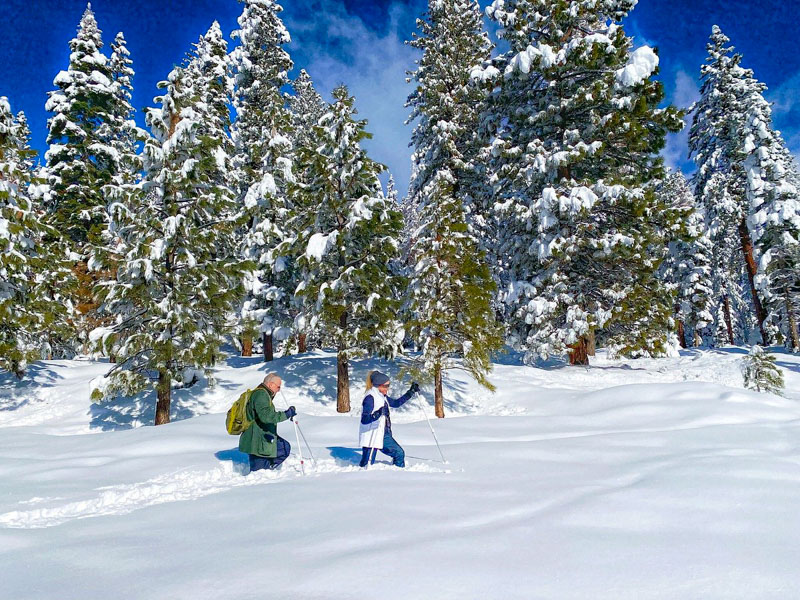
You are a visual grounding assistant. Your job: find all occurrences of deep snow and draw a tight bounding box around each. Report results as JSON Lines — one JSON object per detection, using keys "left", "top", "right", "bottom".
{"left": 1, "top": 348, "right": 799, "bottom": 599}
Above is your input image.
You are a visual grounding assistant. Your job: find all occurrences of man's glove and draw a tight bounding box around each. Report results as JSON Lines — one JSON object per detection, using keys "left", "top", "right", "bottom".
{"left": 284, "top": 406, "right": 297, "bottom": 420}
{"left": 410, "top": 382, "right": 420, "bottom": 394}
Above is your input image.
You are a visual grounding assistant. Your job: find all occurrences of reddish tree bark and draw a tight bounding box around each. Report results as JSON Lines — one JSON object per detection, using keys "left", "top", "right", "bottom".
{"left": 434, "top": 365, "right": 444, "bottom": 418}
{"left": 569, "top": 336, "right": 590, "bottom": 366}
{"left": 337, "top": 351, "right": 350, "bottom": 413}
{"left": 676, "top": 307, "right": 688, "bottom": 349}
{"left": 738, "top": 219, "right": 769, "bottom": 345}
{"left": 723, "top": 295, "right": 735, "bottom": 345}
{"left": 241, "top": 335, "right": 253, "bottom": 357}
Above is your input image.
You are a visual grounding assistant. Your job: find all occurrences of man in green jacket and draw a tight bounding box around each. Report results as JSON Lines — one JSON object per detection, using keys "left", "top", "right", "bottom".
{"left": 239, "top": 373, "right": 297, "bottom": 472}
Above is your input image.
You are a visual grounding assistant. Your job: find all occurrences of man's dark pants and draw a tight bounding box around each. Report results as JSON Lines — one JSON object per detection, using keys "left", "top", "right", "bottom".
{"left": 249, "top": 436, "right": 291, "bottom": 472}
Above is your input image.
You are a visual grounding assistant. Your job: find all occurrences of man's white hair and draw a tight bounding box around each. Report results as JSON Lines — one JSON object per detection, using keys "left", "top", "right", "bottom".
{"left": 264, "top": 372, "right": 281, "bottom": 386}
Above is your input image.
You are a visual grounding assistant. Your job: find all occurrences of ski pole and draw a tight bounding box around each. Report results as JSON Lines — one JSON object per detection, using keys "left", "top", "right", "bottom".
{"left": 292, "top": 417, "right": 306, "bottom": 475}
{"left": 294, "top": 419, "right": 317, "bottom": 467}
{"left": 416, "top": 392, "right": 447, "bottom": 464}
{"left": 278, "top": 390, "right": 306, "bottom": 474}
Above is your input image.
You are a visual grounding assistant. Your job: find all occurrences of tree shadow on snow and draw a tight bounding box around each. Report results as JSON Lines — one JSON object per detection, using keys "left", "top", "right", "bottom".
{"left": 88, "top": 376, "right": 241, "bottom": 431}
{"left": 0, "top": 362, "right": 66, "bottom": 412}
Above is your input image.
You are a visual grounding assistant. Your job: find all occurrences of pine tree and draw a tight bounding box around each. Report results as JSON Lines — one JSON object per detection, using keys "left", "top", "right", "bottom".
{"left": 44, "top": 4, "right": 123, "bottom": 353}
{"left": 92, "top": 26, "right": 244, "bottom": 425}
{"left": 476, "top": 0, "right": 684, "bottom": 364}
{"left": 0, "top": 98, "right": 69, "bottom": 377}
{"left": 741, "top": 345, "right": 784, "bottom": 395}
{"left": 45, "top": 4, "right": 117, "bottom": 246}
{"left": 404, "top": 0, "right": 502, "bottom": 417}
{"left": 286, "top": 69, "right": 328, "bottom": 354}
{"left": 657, "top": 171, "right": 714, "bottom": 347}
{"left": 289, "top": 69, "right": 327, "bottom": 152}
{"left": 103, "top": 32, "right": 145, "bottom": 204}
{"left": 230, "top": 0, "right": 296, "bottom": 361}
{"left": 289, "top": 86, "right": 405, "bottom": 413}
{"left": 742, "top": 85, "right": 800, "bottom": 351}
{"left": 689, "top": 26, "right": 776, "bottom": 346}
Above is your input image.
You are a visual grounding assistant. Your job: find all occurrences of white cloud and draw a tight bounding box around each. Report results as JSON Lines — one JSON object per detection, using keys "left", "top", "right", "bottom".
{"left": 283, "top": 1, "right": 421, "bottom": 197}
{"left": 672, "top": 68, "right": 700, "bottom": 110}
{"left": 766, "top": 69, "right": 800, "bottom": 164}
{"left": 662, "top": 68, "right": 700, "bottom": 173}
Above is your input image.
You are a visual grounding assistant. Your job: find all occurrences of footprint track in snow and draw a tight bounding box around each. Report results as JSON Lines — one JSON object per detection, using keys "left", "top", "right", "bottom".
{"left": 0, "top": 459, "right": 447, "bottom": 529}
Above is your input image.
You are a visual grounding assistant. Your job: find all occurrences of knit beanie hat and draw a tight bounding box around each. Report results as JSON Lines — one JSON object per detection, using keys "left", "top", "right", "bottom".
{"left": 370, "top": 371, "right": 390, "bottom": 386}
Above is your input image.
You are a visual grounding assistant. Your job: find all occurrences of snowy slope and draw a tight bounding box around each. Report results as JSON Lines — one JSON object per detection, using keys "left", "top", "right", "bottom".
{"left": 1, "top": 348, "right": 799, "bottom": 599}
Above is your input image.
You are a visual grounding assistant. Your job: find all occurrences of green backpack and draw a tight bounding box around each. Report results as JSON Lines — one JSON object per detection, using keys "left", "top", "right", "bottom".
{"left": 226, "top": 389, "right": 254, "bottom": 435}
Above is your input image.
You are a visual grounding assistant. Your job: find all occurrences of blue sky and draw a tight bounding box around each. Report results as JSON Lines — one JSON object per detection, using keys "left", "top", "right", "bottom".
{"left": 1, "top": 0, "right": 798, "bottom": 196}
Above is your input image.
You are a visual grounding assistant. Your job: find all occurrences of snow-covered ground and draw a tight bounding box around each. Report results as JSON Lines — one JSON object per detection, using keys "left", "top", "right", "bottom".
{"left": 1, "top": 348, "right": 799, "bottom": 598}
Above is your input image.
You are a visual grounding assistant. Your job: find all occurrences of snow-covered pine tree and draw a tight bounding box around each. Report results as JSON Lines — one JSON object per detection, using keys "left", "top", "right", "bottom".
{"left": 44, "top": 4, "right": 123, "bottom": 353}
{"left": 657, "top": 170, "right": 714, "bottom": 347}
{"left": 88, "top": 32, "right": 147, "bottom": 361}
{"left": 290, "top": 86, "right": 405, "bottom": 413}
{"left": 286, "top": 68, "right": 328, "bottom": 354}
{"left": 742, "top": 87, "right": 800, "bottom": 351}
{"left": 475, "top": 0, "right": 684, "bottom": 364}
{"left": 103, "top": 32, "right": 146, "bottom": 205}
{"left": 230, "top": 0, "right": 296, "bottom": 361}
{"left": 289, "top": 69, "right": 327, "bottom": 153}
{"left": 0, "top": 98, "right": 69, "bottom": 377}
{"left": 404, "top": 0, "right": 502, "bottom": 417}
{"left": 741, "top": 345, "right": 784, "bottom": 395}
{"left": 689, "top": 26, "right": 774, "bottom": 346}
{"left": 92, "top": 25, "right": 244, "bottom": 425}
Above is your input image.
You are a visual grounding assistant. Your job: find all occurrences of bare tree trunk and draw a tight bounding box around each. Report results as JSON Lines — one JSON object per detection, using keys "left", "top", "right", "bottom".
{"left": 336, "top": 310, "right": 350, "bottom": 412}
{"left": 12, "top": 360, "right": 24, "bottom": 380}
{"left": 694, "top": 330, "right": 703, "bottom": 347}
{"left": 785, "top": 292, "right": 799, "bottom": 352}
{"left": 738, "top": 219, "right": 769, "bottom": 345}
{"left": 298, "top": 333, "right": 307, "bottom": 354}
{"left": 241, "top": 335, "right": 253, "bottom": 357}
{"left": 722, "top": 295, "right": 735, "bottom": 345}
{"left": 263, "top": 332, "right": 273, "bottom": 362}
{"left": 586, "top": 330, "right": 596, "bottom": 356}
{"left": 434, "top": 364, "right": 444, "bottom": 418}
{"left": 337, "top": 350, "right": 350, "bottom": 413}
{"left": 569, "top": 336, "right": 590, "bottom": 366}
{"left": 155, "top": 369, "right": 171, "bottom": 425}
{"left": 677, "top": 317, "right": 687, "bottom": 349}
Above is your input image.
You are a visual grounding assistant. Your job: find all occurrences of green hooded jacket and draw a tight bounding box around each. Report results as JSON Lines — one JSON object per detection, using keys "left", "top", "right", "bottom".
{"left": 238, "top": 383, "right": 290, "bottom": 457}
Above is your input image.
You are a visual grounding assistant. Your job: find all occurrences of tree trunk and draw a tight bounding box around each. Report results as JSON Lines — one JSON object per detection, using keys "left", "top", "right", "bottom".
{"left": 722, "top": 295, "right": 735, "bottom": 345}
{"left": 694, "top": 330, "right": 702, "bottom": 347}
{"left": 785, "top": 292, "right": 800, "bottom": 352}
{"left": 155, "top": 369, "right": 171, "bottom": 426}
{"left": 434, "top": 364, "right": 444, "bottom": 418}
{"left": 298, "top": 333, "right": 307, "bottom": 354}
{"left": 263, "top": 332, "right": 273, "bottom": 362}
{"left": 586, "top": 330, "right": 596, "bottom": 356}
{"left": 738, "top": 219, "right": 769, "bottom": 345}
{"left": 12, "top": 361, "right": 24, "bottom": 380}
{"left": 676, "top": 313, "right": 687, "bottom": 349}
{"left": 337, "top": 350, "right": 350, "bottom": 413}
{"left": 241, "top": 335, "right": 253, "bottom": 357}
{"left": 569, "top": 336, "right": 590, "bottom": 366}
